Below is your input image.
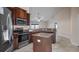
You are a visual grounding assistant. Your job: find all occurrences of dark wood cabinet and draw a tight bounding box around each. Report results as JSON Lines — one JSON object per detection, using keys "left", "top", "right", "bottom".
{"left": 13, "top": 33, "right": 19, "bottom": 49}
{"left": 8, "top": 7, "right": 30, "bottom": 25}
{"left": 32, "top": 33, "right": 52, "bottom": 52}
{"left": 15, "top": 8, "right": 27, "bottom": 19}
{"left": 27, "top": 13, "right": 30, "bottom": 25}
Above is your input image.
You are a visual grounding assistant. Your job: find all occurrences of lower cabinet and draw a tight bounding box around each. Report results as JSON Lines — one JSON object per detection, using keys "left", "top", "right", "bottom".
{"left": 13, "top": 33, "right": 19, "bottom": 49}
{"left": 32, "top": 33, "right": 52, "bottom": 52}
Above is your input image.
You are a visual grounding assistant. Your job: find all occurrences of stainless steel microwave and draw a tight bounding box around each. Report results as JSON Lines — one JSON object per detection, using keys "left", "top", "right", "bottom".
{"left": 16, "top": 18, "right": 27, "bottom": 25}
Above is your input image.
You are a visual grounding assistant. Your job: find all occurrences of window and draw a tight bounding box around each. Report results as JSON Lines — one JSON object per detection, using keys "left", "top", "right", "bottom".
{"left": 30, "top": 24, "right": 39, "bottom": 29}
{"left": 35, "top": 25, "right": 39, "bottom": 29}
{"left": 30, "top": 25, "right": 35, "bottom": 29}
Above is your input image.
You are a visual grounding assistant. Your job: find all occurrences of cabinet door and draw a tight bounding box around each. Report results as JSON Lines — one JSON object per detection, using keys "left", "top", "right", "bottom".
{"left": 23, "top": 10, "right": 27, "bottom": 19}
{"left": 10, "top": 7, "right": 29, "bottom": 25}
{"left": 15, "top": 8, "right": 20, "bottom": 18}
{"left": 13, "top": 33, "right": 19, "bottom": 49}
{"left": 15, "top": 8, "right": 27, "bottom": 19}
{"left": 19, "top": 9, "right": 25, "bottom": 19}
{"left": 33, "top": 36, "right": 42, "bottom": 52}
{"left": 27, "top": 13, "right": 30, "bottom": 25}
{"left": 33, "top": 36, "right": 52, "bottom": 52}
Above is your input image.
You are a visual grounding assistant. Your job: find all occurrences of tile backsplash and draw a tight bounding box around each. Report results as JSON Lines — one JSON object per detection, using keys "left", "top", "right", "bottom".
{"left": 14, "top": 25, "right": 29, "bottom": 30}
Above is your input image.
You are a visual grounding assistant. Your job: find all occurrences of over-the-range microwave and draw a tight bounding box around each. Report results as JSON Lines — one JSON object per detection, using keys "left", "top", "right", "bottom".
{"left": 16, "top": 18, "right": 27, "bottom": 25}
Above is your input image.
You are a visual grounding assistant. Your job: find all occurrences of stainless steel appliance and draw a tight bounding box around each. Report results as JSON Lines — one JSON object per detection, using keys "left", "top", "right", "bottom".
{"left": 0, "top": 7, "right": 13, "bottom": 51}
{"left": 16, "top": 18, "right": 27, "bottom": 25}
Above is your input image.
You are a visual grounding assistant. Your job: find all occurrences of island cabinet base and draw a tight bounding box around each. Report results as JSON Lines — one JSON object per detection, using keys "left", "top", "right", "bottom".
{"left": 32, "top": 33, "right": 52, "bottom": 52}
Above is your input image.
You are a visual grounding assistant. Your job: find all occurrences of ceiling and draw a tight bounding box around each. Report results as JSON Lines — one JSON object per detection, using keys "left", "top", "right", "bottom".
{"left": 29, "top": 7, "right": 64, "bottom": 21}
{"left": 20, "top": 7, "right": 64, "bottom": 24}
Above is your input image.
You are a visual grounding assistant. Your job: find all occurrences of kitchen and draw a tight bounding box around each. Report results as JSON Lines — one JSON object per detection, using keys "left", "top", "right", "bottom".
{"left": 0, "top": 7, "right": 30, "bottom": 51}
{"left": 0, "top": 7, "right": 56, "bottom": 52}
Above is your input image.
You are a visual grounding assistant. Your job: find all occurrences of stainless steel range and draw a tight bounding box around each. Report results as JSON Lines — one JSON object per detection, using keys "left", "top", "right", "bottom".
{"left": 14, "top": 28, "right": 29, "bottom": 43}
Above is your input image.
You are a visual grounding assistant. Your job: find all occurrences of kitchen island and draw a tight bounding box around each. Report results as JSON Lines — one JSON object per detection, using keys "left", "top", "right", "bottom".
{"left": 32, "top": 33, "right": 53, "bottom": 52}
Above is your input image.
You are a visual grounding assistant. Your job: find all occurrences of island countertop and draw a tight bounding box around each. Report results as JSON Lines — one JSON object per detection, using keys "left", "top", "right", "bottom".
{"left": 32, "top": 33, "right": 53, "bottom": 38}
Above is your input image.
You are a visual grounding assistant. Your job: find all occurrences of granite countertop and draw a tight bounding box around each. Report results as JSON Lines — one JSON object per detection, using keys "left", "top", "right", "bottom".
{"left": 32, "top": 33, "right": 53, "bottom": 38}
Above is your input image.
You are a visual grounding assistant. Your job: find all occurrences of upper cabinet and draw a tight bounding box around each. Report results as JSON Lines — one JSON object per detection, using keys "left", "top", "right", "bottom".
{"left": 27, "top": 13, "right": 30, "bottom": 25}
{"left": 8, "top": 7, "right": 30, "bottom": 25}
{"left": 15, "top": 8, "right": 27, "bottom": 19}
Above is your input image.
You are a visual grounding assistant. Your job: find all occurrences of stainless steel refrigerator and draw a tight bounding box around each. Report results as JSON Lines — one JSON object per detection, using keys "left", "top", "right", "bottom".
{"left": 0, "top": 7, "right": 13, "bottom": 51}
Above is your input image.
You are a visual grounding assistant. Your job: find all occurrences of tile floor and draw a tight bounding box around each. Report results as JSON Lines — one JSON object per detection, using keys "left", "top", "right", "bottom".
{"left": 14, "top": 36, "right": 79, "bottom": 52}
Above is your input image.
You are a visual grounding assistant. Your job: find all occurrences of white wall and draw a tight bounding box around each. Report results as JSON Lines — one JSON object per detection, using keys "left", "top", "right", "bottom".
{"left": 0, "top": 7, "right": 4, "bottom": 15}
{"left": 47, "top": 7, "right": 79, "bottom": 46}
{"left": 39, "top": 20, "right": 48, "bottom": 28}
{"left": 48, "top": 8, "right": 72, "bottom": 39}
{"left": 71, "top": 8, "right": 79, "bottom": 46}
